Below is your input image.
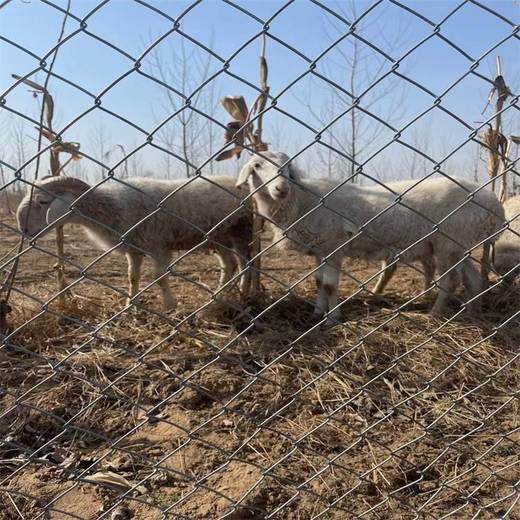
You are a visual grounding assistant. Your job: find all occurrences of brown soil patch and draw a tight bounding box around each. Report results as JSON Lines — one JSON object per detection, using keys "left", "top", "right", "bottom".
{"left": 1, "top": 216, "right": 519, "bottom": 519}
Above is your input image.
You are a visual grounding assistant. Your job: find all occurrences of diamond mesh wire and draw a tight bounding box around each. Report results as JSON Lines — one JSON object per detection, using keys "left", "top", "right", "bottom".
{"left": 0, "top": 0, "right": 519, "bottom": 519}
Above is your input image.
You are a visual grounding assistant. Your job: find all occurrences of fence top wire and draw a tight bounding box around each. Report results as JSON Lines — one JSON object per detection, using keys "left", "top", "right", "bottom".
{"left": 1, "top": 0, "right": 520, "bottom": 519}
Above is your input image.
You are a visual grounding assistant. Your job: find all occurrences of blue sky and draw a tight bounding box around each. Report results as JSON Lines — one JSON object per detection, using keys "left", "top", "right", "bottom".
{"left": 0, "top": 0, "right": 518, "bottom": 182}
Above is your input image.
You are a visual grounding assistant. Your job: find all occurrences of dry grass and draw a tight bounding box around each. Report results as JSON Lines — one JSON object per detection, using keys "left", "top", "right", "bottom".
{"left": 0, "top": 215, "right": 519, "bottom": 520}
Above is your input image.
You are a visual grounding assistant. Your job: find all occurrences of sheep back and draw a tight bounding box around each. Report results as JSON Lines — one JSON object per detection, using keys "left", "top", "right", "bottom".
{"left": 74, "top": 176, "right": 251, "bottom": 255}
{"left": 269, "top": 176, "right": 504, "bottom": 262}
{"left": 494, "top": 195, "right": 520, "bottom": 278}
{"left": 496, "top": 195, "right": 520, "bottom": 248}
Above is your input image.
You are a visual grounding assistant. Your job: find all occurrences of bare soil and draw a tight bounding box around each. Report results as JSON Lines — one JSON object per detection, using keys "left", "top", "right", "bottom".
{"left": 0, "top": 216, "right": 519, "bottom": 519}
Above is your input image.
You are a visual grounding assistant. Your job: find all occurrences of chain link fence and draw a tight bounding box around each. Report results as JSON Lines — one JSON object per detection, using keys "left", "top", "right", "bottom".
{"left": 1, "top": 0, "right": 519, "bottom": 518}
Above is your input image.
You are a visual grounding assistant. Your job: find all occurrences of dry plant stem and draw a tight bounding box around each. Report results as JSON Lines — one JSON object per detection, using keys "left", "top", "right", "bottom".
{"left": 485, "top": 57, "right": 511, "bottom": 195}
{"left": 498, "top": 139, "right": 512, "bottom": 203}
{"left": 43, "top": 2, "right": 72, "bottom": 303}
{"left": 54, "top": 225, "right": 66, "bottom": 301}
{"left": 487, "top": 133, "right": 500, "bottom": 194}
{"left": 249, "top": 33, "right": 270, "bottom": 297}
{"left": 3, "top": 1, "right": 72, "bottom": 313}
{"left": 49, "top": 147, "right": 67, "bottom": 303}
{"left": 216, "top": 35, "right": 270, "bottom": 296}
{"left": 477, "top": 57, "right": 511, "bottom": 290}
{"left": 255, "top": 34, "right": 269, "bottom": 150}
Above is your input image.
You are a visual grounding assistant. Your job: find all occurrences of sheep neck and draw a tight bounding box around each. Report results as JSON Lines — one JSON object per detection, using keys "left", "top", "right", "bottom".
{"left": 254, "top": 184, "right": 327, "bottom": 255}
{"left": 253, "top": 187, "right": 302, "bottom": 228}
{"left": 68, "top": 188, "right": 125, "bottom": 248}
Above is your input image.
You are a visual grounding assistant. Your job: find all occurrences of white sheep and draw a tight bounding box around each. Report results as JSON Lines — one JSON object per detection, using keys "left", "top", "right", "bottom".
{"left": 494, "top": 194, "right": 520, "bottom": 284}
{"left": 17, "top": 175, "right": 252, "bottom": 309}
{"left": 237, "top": 151, "right": 505, "bottom": 323}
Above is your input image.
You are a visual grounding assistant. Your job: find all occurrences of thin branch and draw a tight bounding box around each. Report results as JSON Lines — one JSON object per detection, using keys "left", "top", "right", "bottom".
{"left": 1, "top": 0, "right": 72, "bottom": 312}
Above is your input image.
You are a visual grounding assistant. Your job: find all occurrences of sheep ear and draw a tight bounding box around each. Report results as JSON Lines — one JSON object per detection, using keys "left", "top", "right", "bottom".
{"left": 236, "top": 163, "right": 253, "bottom": 189}
{"left": 288, "top": 165, "right": 301, "bottom": 181}
{"left": 46, "top": 193, "right": 75, "bottom": 227}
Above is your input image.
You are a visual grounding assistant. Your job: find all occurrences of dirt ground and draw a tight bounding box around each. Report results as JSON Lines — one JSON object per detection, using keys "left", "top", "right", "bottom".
{"left": 0, "top": 215, "right": 519, "bottom": 519}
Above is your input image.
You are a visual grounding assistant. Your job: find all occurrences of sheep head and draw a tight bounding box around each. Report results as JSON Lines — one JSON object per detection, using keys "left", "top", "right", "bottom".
{"left": 236, "top": 151, "right": 298, "bottom": 201}
{"left": 17, "top": 176, "right": 91, "bottom": 238}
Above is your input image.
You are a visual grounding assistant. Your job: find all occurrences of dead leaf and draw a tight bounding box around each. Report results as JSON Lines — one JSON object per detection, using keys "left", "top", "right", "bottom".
{"left": 224, "top": 120, "right": 244, "bottom": 145}
{"left": 221, "top": 95, "right": 248, "bottom": 122}
{"left": 84, "top": 471, "right": 133, "bottom": 491}
{"left": 215, "top": 148, "right": 242, "bottom": 162}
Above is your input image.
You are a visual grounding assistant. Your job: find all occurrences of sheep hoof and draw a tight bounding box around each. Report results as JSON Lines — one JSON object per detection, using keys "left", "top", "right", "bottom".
{"left": 429, "top": 306, "right": 447, "bottom": 318}
{"left": 324, "top": 310, "right": 342, "bottom": 327}
{"left": 310, "top": 308, "right": 342, "bottom": 327}
{"left": 465, "top": 301, "right": 482, "bottom": 315}
{"left": 323, "top": 319, "right": 335, "bottom": 328}
{"left": 310, "top": 311, "right": 326, "bottom": 327}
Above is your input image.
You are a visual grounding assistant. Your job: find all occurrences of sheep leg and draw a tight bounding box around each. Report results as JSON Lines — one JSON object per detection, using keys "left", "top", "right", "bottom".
{"left": 215, "top": 243, "right": 251, "bottom": 299}
{"left": 462, "top": 257, "right": 483, "bottom": 314}
{"left": 373, "top": 259, "right": 396, "bottom": 294}
{"left": 431, "top": 254, "right": 461, "bottom": 316}
{"left": 233, "top": 241, "right": 252, "bottom": 300}
{"left": 313, "top": 259, "right": 327, "bottom": 317}
{"left": 152, "top": 255, "right": 177, "bottom": 311}
{"left": 481, "top": 243, "right": 491, "bottom": 290}
{"left": 214, "top": 248, "right": 235, "bottom": 288}
{"left": 422, "top": 256, "right": 436, "bottom": 292}
{"left": 126, "top": 252, "right": 143, "bottom": 306}
{"left": 322, "top": 256, "right": 342, "bottom": 324}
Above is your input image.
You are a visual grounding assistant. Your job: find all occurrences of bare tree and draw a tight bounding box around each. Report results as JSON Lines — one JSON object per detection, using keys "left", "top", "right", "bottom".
{"left": 128, "top": 148, "right": 143, "bottom": 178}
{"left": 0, "top": 115, "right": 22, "bottom": 211}
{"left": 0, "top": 163, "right": 11, "bottom": 214}
{"left": 68, "top": 155, "right": 88, "bottom": 181}
{"left": 147, "top": 35, "right": 220, "bottom": 178}
{"left": 468, "top": 140, "right": 490, "bottom": 185}
{"left": 90, "top": 118, "right": 110, "bottom": 180}
{"left": 103, "top": 144, "right": 131, "bottom": 179}
{"left": 203, "top": 76, "right": 219, "bottom": 175}
{"left": 11, "top": 116, "right": 30, "bottom": 190}
{"left": 398, "top": 125, "right": 434, "bottom": 180}
{"left": 296, "top": 1, "right": 409, "bottom": 182}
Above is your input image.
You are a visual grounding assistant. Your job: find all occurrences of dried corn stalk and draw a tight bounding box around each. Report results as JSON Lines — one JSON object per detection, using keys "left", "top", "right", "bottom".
{"left": 215, "top": 96, "right": 252, "bottom": 161}
{"left": 0, "top": 4, "right": 72, "bottom": 329}
{"left": 216, "top": 34, "right": 270, "bottom": 297}
{"left": 480, "top": 57, "right": 512, "bottom": 195}
{"left": 478, "top": 57, "right": 512, "bottom": 286}
{"left": 12, "top": 75, "right": 81, "bottom": 302}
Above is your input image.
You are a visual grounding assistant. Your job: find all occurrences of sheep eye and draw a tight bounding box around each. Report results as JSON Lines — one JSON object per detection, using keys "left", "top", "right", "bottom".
{"left": 253, "top": 162, "right": 261, "bottom": 169}
{"left": 39, "top": 200, "right": 50, "bottom": 206}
